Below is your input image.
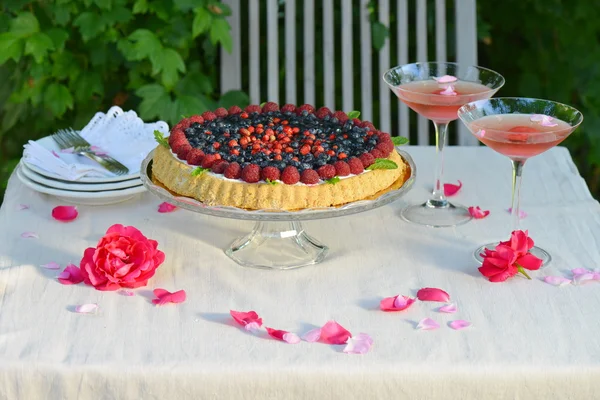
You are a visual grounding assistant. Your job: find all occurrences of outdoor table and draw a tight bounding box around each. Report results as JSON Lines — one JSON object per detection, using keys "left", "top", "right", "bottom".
{"left": 1, "top": 146, "right": 599, "bottom": 399}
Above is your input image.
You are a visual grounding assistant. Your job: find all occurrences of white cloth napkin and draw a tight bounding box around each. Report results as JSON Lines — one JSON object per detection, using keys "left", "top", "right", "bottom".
{"left": 22, "top": 106, "right": 169, "bottom": 180}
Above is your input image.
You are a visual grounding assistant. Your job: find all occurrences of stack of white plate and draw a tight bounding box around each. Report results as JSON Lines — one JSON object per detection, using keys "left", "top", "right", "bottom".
{"left": 17, "top": 136, "right": 146, "bottom": 206}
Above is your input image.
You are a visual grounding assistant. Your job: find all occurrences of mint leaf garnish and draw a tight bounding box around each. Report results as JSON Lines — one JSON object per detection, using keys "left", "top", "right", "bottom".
{"left": 326, "top": 176, "right": 341, "bottom": 185}
{"left": 366, "top": 159, "right": 398, "bottom": 170}
{"left": 347, "top": 110, "right": 360, "bottom": 119}
{"left": 392, "top": 136, "right": 409, "bottom": 146}
{"left": 265, "top": 178, "right": 278, "bottom": 185}
{"left": 260, "top": 101, "right": 266, "bottom": 107}
{"left": 154, "top": 130, "right": 169, "bottom": 148}
{"left": 180, "top": 114, "right": 191, "bottom": 119}
{"left": 191, "top": 167, "right": 209, "bottom": 176}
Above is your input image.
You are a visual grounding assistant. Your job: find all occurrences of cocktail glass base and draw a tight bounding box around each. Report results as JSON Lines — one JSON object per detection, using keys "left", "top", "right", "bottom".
{"left": 225, "top": 221, "right": 328, "bottom": 270}
{"left": 473, "top": 243, "right": 552, "bottom": 267}
{"left": 400, "top": 201, "right": 472, "bottom": 228}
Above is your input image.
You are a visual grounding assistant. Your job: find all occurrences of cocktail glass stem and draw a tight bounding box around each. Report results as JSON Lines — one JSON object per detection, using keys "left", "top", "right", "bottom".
{"left": 510, "top": 159, "right": 525, "bottom": 232}
{"left": 427, "top": 122, "right": 449, "bottom": 208}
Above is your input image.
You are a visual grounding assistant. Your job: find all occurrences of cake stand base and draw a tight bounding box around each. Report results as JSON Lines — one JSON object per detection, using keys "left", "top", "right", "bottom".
{"left": 225, "top": 221, "right": 329, "bottom": 270}
{"left": 473, "top": 243, "right": 552, "bottom": 267}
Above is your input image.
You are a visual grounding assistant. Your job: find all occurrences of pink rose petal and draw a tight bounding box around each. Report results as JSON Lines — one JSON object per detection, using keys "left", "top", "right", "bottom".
{"left": 320, "top": 320, "right": 352, "bottom": 345}
{"left": 507, "top": 208, "right": 527, "bottom": 218}
{"left": 343, "top": 333, "right": 374, "bottom": 355}
{"left": 17, "top": 204, "right": 30, "bottom": 210}
{"left": 573, "top": 273, "right": 596, "bottom": 285}
{"left": 302, "top": 328, "right": 321, "bottom": 342}
{"left": 51, "top": 150, "right": 61, "bottom": 158}
{"left": 152, "top": 288, "right": 186, "bottom": 305}
{"left": 230, "top": 310, "right": 263, "bottom": 329}
{"left": 572, "top": 268, "right": 589, "bottom": 275}
{"left": 89, "top": 145, "right": 107, "bottom": 156}
{"left": 58, "top": 264, "right": 84, "bottom": 285}
{"left": 158, "top": 202, "right": 178, "bottom": 213}
{"left": 119, "top": 289, "right": 135, "bottom": 296}
{"left": 75, "top": 303, "right": 98, "bottom": 314}
{"left": 244, "top": 321, "right": 261, "bottom": 332}
{"left": 52, "top": 205, "right": 78, "bottom": 222}
{"left": 416, "top": 318, "right": 439, "bottom": 331}
{"left": 21, "top": 231, "right": 38, "bottom": 239}
{"left": 265, "top": 327, "right": 301, "bottom": 344}
{"left": 476, "top": 129, "right": 486, "bottom": 138}
{"left": 468, "top": 206, "right": 490, "bottom": 219}
{"left": 41, "top": 261, "right": 61, "bottom": 270}
{"left": 417, "top": 287, "right": 450, "bottom": 303}
{"left": 444, "top": 180, "right": 462, "bottom": 196}
{"left": 543, "top": 276, "right": 572, "bottom": 287}
{"left": 530, "top": 114, "right": 558, "bottom": 127}
{"left": 439, "top": 85, "right": 458, "bottom": 96}
{"left": 438, "top": 303, "right": 457, "bottom": 313}
{"left": 433, "top": 75, "right": 458, "bottom": 83}
{"left": 449, "top": 320, "right": 471, "bottom": 330}
{"left": 61, "top": 147, "right": 75, "bottom": 154}
{"left": 380, "top": 295, "right": 415, "bottom": 312}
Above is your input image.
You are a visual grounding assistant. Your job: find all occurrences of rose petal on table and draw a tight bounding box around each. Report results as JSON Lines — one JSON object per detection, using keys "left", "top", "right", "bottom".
{"left": 58, "top": 264, "right": 84, "bottom": 285}
{"left": 468, "top": 206, "right": 490, "bottom": 219}
{"left": 380, "top": 295, "right": 415, "bottom": 311}
{"left": 119, "top": 289, "right": 135, "bottom": 296}
{"left": 51, "top": 150, "right": 61, "bottom": 158}
{"left": 265, "top": 327, "right": 301, "bottom": 344}
{"left": 506, "top": 208, "right": 527, "bottom": 218}
{"left": 439, "top": 85, "right": 458, "bottom": 96}
{"left": 41, "top": 261, "right": 61, "bottom": 270}
{"left": 416, "top": 318, "right": 440, "bottom": 331}
{"left": 152, "top": 288, "right": 186, "bottom": 305}
{"left": 433, "top": 75, "right": 458, "bottom": 83}
{"left": 438, "top": 303, "right": 458, "bottom": 313}
{"left": 230, "top": 310, "right": 263, "bottom": 329}
{"left": 444, "top": 181, "right": 462, "bottom": 196}
{"left": 449, "top": 320, "right": 471, "bottom": 330}
{"left": 571, "top": 268, "right": 592, "bottom": 276}
{"left": 158, "top": 202, "right": 178, "bottom": 213}
{"left": 61, "top": 147, "right": 75, "bottom": 154}
{"left": 52, "top": 205, "right": 78, "bottom": 222}
{"left": 302, "top": 328, "right": 322, "bottom": 343}
{"left": 572, "top": 273, "right": 596, "bottom": 285}
{"left": 543, "top": 276, "right": 572, "bottom": 287}
{"left": 17, "top": 204, "right": 30, "bottom": 210}
{"left": 21, "top": 231, "right": 38, "bottom": 239}
{"left": 89, "top": 146, "right": 107, "bottom": 156}
{"left": 75, "top": 303, "right": 98, "bottom": 314}
{"left": 417, "top": 287, "right": 450, "bottom": 303}
{"left": 343, "top": 333, "right": 374, "bottom": 355}
{"left": 320, "top": 320, "right": 352, "bottom": 344}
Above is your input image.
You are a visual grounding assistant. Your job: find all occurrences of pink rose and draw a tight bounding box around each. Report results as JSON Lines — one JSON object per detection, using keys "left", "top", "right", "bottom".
{"left": 80, "top": 224, "right": 165, "bottom": 291}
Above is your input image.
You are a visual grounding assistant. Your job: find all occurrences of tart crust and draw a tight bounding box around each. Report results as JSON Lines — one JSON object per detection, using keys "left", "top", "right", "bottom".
{"left": 151, "top": 145, "right": 410, "bottom": 210}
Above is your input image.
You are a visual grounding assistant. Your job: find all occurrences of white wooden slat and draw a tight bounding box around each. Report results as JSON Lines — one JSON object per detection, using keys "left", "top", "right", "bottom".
{"left": 341, "top": 1, "right": 353, "bottom": 112}
{"left": 248, "top": 0, "right": 260, "bottom": 104}
{"left": 284, "top": 0, "right": 297, "bottom": 104}
{"left": 378, "top": 0, "right": 391, "bottom": 133}
{"left": 397, "top": 0, "right": 409, "bottom": 139}
{"left": 220, "top": 0, "right": 241, "bottom": 93}
{"left": 303, "top": 0, "right": 315, "bottom": 105}
{"left": 435, "top": 0, "right": 447, "bottom": 62}
{"left": 359, "top": 0, "right": 372, "bottom": 122}
{"left": 455, "top": 0, "right": 479, "bottom": 146}
{"left": 267, "top": 0, "right": 278, "bottom": 103}
{"left": 416, "top": 0, "right": 429, "bottom": 145}
{"left": 323, "top": 0, "right": 335, "bottom": 110}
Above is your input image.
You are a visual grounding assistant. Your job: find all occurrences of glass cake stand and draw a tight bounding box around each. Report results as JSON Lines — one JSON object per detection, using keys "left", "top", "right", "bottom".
{"left": 140, "top": 149, "right": 416, "bottom": 270}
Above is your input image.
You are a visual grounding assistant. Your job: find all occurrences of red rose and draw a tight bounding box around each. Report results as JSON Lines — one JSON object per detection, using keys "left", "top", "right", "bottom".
{"left": 79, "top": 224, "right": 165, "bottom": 291}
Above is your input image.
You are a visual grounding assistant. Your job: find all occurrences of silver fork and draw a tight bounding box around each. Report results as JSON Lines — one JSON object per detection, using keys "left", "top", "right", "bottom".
{"left": 52, "top": 128, "right": 130, "bottom": 176}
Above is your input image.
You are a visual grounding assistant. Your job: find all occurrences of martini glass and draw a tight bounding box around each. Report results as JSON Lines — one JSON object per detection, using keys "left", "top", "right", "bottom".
{"left": 458, "top": 97, "right": 583, "bottom": 265}
{"left": 383, "top": 62, "right": 505, "bottom": 227}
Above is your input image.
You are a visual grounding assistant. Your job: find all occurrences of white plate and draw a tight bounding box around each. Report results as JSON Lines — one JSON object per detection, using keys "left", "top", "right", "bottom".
{"left": 23, "top": 136, "right": 141, "bottom": 183}
{"left": 20, "top": 162, "right": 142, "bottom": 191}
{"left": 16, "top": 166, "right": 146, "bottom": 206}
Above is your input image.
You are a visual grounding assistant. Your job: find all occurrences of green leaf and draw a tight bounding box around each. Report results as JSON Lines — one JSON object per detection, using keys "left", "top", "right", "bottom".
{"left": 123, "top": 29, "right": 163, "bottom": 67}
{"left": 74, "top": 72, "right": 103, "bottom": 102}
{"left": 260, "top": 101, "right": 266, "bottom": 107}
{"left": 133, "top": 0, "right": 148, "bottom": 13}
{"left": 191, "top": 167, "right": 209, "bottom": 176}
{"left": 347, "top": 110, "right": 360, "bottom": 119}
{"left": 0, "top": 33, "right": 23, "bottom": 64}
{"left": 136, "top": 83, "right": 171, "bottom": 120}
{"left": 371, "top": 21, "right": 389, "bottom": 50}
{"left": 10, "top": 12, "right": 40, "bottom": 38}
{"left": 391, "top": 136, "right": 409, "bottom": 146}
{"left": 43, "top": 83, "right": 73, "bottom": 117}
{"left": 176, "top": 69, "right": 213, "bottom": 96}
{"left": 154, "top": 130, "right": 169, "bottom": 148}
{"left": 193, "top": 7, "right": 212, "bottom": 37}
{"left": 265, "top": 178, "right": 278, "bottom": 185}
{"left": 176, "top": 0, "right": 204, "bottom": 11}
{"left": 326, "top": 176, "right": 341, "bottom": 185}
{"left": 95, "top": 0, "right": 113, "bottom": 9}
{"left": 46, "top": 28, "right": 69, "bottom": 51}
{"left": 24, "top": 32, "right": 54, "bottom": 63}
{"left": 53, "top": 5, "right": 72, "bottom": 26}
{"left": 366, "top": 158, "right": 398, "bottom": 170}
{"left": 209, "top": 18, "right": 232, "bottom": 52}
{"left": 158, "top": 48, "right": 186, "bottom": 89}
{"left": 176, "top": 95, "right": 212, "bottom": 119}
{"left": 73, "top": 12, "right": 106, "bottom": 41}
{"left": 218, "top": 90, "right": 250, "bottom": 109}
{"left": 102, "top": 6, "right": 133, "bottom": 25}
{"left": 1, "top": 102, "right": 27, "bottom": 132}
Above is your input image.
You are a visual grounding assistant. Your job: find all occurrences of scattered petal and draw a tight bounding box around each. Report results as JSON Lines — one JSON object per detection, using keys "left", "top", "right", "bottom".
{"left": 119, "top": 289, "right": 135, "bottom": 296}
{"left": 17, "top": 204, "right": 30, "bottom": 210}
{"left": 444, "top": 180, "right": 462, "bottom": 196}
{"left": 52, "top": 205, "right": 78, "bottom": 222}
{"left": 343, "top": 333, "right": 374, "bottom": 355}
{"left": 320, "top": 320, "right": 352, "bottom": 345}
{"left": 89, "top": 145, "right": 108, "bottom": 156}
{"left": 507, "top": 208, "right": 527, "bottom": 218}
{"left": 573, "top": 273, "right": 596, "bottom": 285}
{"left": 438, "top": 303, "right": 458, "bottom": 313}
{"left": 152, "top": 288, "right": 186, "bottom": 305}
{"left": 543, "top": 276, "right": 572, "bottom": 287}
{"left": 41, "top": 261, "right": 61, "bottom": 270}
{"left": 244, "top": 321, "right": 261, "bottom": 332}
{"left": 468, "top": 206, "right": 490, "bottom": 219}
{"left": 417, "top": 287, "right": 450, "bottom": 303}
{"left": 416, "top": 318, "right": 440, "bottom": 331}
{"left": 572, "top": 268, "right": 590, "bottom": 275}
{"left": 230, "top": 310, "right": 263, "bottom": 329}
{"left": 74, "top": 303, "right": 98, "bottom": 314}
{"left": 433, "top": 75, "right": 458, "bottom": 83}
{"left": 58, "top": 264, "right": 84, "bottom": 285}
{"left": 530, "top": 114, "right": 558, "bottom": 127}
{"left": 265, "top": 327, "right": 301, "bottom": 344}
{"left": 380, "top": 295, "right": 416, "bottom": 311}
{"left": 302, "top": 328, "right": 322, "bottom": 343}
{"left": 51, "top": 150, "right": 61, "bottom": 158}
{"left": 439, "top": 85, "right": 458, "bottom": 96}
{"left": 21, "top": 231, "right": 38, "bottom": 239}
{"left": 60, "top": 147, "right": 75, "bottom": 154}
{"left": 449, "top": 320, "right": 471, "bottom": 330}
{"left": 158, "top": 202, "right": 178, "bottom": 213}
{"left": 476, "top": 129, "right": 486, "bottom": 138}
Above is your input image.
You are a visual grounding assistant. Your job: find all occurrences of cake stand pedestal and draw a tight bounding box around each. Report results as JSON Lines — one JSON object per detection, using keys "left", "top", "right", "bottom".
{"left": 140, "top": 149, "right": 416, "bottom": 270}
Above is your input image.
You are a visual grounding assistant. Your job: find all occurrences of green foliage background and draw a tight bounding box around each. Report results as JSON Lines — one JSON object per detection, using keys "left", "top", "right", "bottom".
{"left": 0, "top": 0, "right": 598, "bottom": 203}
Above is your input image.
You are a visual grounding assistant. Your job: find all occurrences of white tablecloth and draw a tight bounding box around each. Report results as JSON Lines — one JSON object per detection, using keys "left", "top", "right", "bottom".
{"left": 1, "top": 146, "right": 599, "bottom": 400}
